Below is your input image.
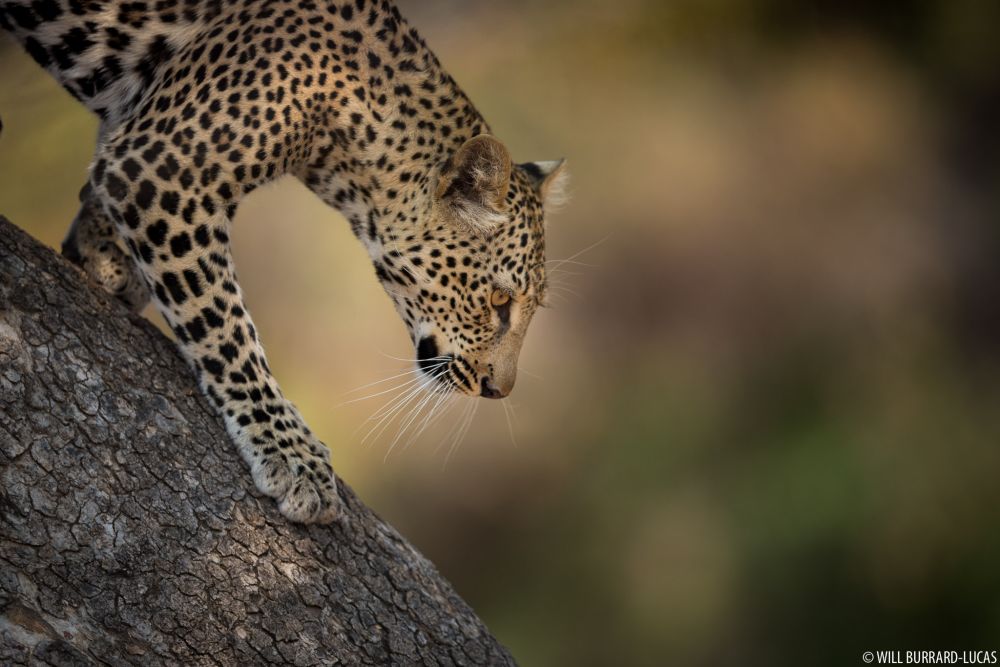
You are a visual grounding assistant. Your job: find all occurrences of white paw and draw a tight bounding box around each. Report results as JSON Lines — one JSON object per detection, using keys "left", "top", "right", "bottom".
{"left": 248, "top": 443, "right": 341, "bottom": 524}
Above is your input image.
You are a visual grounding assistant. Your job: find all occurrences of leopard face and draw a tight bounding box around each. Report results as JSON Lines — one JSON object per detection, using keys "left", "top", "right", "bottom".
{"left": 372, "top": 136, "right": 567, "bottom": 399}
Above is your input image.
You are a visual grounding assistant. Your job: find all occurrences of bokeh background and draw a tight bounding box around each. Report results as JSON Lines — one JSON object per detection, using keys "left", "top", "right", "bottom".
{"left": 4, "top": 0, "right": 1000, "bottom": 664}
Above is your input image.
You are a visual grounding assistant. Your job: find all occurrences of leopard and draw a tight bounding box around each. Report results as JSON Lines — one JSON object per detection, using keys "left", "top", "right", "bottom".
{"left": 0, "top": 0, "right": 567, "bottom": 523}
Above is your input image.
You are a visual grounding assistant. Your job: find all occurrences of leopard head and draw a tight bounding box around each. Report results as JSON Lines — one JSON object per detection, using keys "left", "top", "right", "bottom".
{"left": 374, "top": 135, "right": 567, "bottom": 398}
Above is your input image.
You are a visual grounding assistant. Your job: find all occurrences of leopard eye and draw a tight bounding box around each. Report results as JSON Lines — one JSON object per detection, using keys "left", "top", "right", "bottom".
{"left": 490, "top": 289, "right": 511, "bottom": 308}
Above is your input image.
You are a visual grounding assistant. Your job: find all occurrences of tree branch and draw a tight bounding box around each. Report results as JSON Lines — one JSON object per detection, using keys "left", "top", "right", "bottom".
{"left": 0, "top": 216, "right": 515, "bottom": 666}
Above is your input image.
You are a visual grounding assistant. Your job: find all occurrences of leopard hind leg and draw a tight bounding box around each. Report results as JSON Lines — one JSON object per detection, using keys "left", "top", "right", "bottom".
{"left": 62, "top": 182, "right": 150, "bottom": 312}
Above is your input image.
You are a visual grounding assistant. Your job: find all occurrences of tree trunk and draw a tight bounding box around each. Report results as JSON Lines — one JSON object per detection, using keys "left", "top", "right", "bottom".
{"left": 0, "top": 216, "right": 515, "bottom": 666}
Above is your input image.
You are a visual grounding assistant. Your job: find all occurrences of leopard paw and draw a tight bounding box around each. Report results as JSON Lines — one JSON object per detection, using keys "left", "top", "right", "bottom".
{"left": 249, "top": 443, "right": 340, "bottom": 524}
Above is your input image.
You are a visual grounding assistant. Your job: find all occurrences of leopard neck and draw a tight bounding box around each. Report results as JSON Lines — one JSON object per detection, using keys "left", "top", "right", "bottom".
{"left": 303, "top": 1, "right": 492, "bottom": 246}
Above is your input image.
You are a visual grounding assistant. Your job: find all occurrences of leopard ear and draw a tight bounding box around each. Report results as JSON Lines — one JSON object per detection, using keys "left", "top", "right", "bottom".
{"left": 436, "top": 135, "right": 512, "bottom": 234}
{"left": 519, "top": 159, "right": 569, "bottom": 209}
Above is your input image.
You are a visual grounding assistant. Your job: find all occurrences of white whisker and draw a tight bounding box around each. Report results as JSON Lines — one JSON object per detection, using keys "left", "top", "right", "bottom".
{"left": 444, "top": 399, "right": 479, "bottom": 468}
{"left": 508, "top": 400, "right": 521, "bottom": 427}
{"left": 436, "top": 397, "right": 472, "bottom": 457}
{"left": 341, "top": 362, "right": 446, "bottom": 397}
{"left": 384, "top": 379, "right": 445, "bottom": 461}
{"left": 377, "top": 349, "right": 450, "bottom": 363}
{"left": 369, "top": 367, "right": 446, "bottom": 421}
{"left": 547, "top": 272, "right": 584, "bottom": 283}
{"left": 362, "top": 383, "right": 430, "bottom": 448}
{"left": 364, "top": 360, "right": 454, "bottom": 449}
{"left": 548, "top": 285, "right": 582, "bottom": 299}
{"left": 546, "top": 271, "right": 584, "bottom": 281}
{"left": 546, "top": 235, "right": 610, "bottom": 273}
{"left": 517, "top": 366, "right": 544, "bottom": 381}
{"left": 501, "top": 398, "right": 519, "bottom": 449}
{"left": 358, "top": 369, "right": 446, "bottom": 445}
{"left": 544, "top": 291, "right": 570, "bottom": 304}
{"left": 399, "top": 391, "right": 451, "bottom": 454}
{"left": 355, "top": 382, "right": 424, "bottom": 442}
{"left": 337, "top": 366, "right": 446, "bottom": 407}
{"left": 405, "top": 390, "right": 455, "bottom": 451}
{"left": 545, "top": 259, "right": 596, "bottom": 268}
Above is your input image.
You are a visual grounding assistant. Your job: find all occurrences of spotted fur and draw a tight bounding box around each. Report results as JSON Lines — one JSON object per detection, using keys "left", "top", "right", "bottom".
{"left": 1, "top": 0, "right": 567, "bottom": 523}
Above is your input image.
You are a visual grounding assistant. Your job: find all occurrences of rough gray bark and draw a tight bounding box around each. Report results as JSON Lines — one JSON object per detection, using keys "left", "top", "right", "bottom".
{"left": 0, "top": 216, "right": 515, "bottom": 666}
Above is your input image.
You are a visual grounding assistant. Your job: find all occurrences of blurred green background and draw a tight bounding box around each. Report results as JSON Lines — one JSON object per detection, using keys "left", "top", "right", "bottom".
{"left": 4, "top": 0, "right": 1000, "bottom": 664}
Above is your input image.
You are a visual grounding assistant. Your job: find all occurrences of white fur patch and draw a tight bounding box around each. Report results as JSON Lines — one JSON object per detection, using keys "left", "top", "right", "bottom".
{"left": 541, "top": 165, "right": 571, "bottom": 213}
{"left": 446, "top": 199, "right": 509, "bottom": 235}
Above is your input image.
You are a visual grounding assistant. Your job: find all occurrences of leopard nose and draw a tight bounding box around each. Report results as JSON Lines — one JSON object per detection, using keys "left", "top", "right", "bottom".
{"left": 480, "top": 377, "right": 508, "bottom": 399}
